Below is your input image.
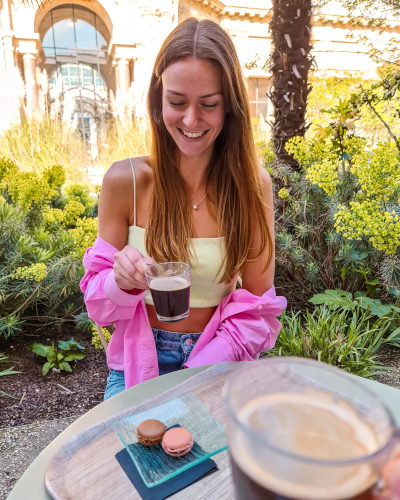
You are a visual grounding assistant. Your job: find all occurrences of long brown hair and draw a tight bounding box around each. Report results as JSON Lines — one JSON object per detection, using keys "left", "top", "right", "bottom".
{"left": 146, "top": 18, "right": 273, "bottom": 283}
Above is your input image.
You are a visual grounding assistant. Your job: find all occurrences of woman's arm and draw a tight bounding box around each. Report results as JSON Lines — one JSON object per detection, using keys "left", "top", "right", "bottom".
{"left": 98, "top": 159, "right": 154, "bottom": 291}
{"left": 80, "top": 159, "right": 153, "bottom": 325}
{"left": 98, "top": 159, "right": 133, "bottom": 250}
{"left": 241, "top": 168, "right": 275, "bottom": 295}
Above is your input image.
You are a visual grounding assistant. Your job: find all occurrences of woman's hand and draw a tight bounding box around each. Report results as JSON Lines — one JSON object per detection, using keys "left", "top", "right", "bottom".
{"left": 374, "top": 450, "right": 400, "bottom": 499}
{"left": 113, "top": 246, "right": 155, "bottom": 291}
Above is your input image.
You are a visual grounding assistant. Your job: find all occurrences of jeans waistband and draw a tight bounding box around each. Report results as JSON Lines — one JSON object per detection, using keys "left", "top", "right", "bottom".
{"left": 152, "top": 328, "right": 201, "bottom": 350}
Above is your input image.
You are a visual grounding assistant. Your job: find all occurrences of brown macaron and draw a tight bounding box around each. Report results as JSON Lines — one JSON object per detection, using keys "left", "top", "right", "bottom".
{"left": 137, "top": 419, "right": 166, "bottom": 446}
{"left": 161, "top": 427, "right": 194, "bottom": 457}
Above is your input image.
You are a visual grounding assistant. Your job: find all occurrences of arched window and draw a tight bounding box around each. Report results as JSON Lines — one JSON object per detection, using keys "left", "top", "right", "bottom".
{"left": 39, "top": 4, "right": 112, "bottom": 158}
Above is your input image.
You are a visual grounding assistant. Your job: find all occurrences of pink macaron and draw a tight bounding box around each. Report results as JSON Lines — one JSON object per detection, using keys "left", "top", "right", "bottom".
{"left": 161, "top": 427, "right": 194, "bottom": 457}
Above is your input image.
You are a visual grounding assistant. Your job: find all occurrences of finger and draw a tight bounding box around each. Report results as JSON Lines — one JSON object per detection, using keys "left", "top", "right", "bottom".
{"left": 114, "top": 266, "right": 137, "bottom": 287}
{"left": 382, "top": 459, "right": 400, "bottom": 497}
{"left": 124, "top": 246, "right": 153, "bottom": 274}
{"left": 116, "top": 261, "right": 147, "bottom": 288}
{"left": 143, "top": 256, "right": 156, "bottom": 268}
{"left": 115, "top": 275, "right": 137, "bottom": 291}
{"left": 115, "top": 253, "right": 141, "bottom": 279}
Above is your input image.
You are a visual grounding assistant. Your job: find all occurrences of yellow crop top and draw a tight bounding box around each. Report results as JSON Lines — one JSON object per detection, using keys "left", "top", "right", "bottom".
{"left": 127, "top": 158, "right": 236, "bottom": 308}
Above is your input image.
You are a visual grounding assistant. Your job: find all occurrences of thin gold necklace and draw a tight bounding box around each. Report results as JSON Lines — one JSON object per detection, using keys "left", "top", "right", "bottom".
{"left": 191, "top": 191, "right": 209, "bottom": 210}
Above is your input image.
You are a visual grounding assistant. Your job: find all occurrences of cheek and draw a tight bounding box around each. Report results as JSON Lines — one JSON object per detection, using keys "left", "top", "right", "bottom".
{"left": 162, "top": 103, "right": 180, "bottom": 129}
{"left": 209, "top": 108, "right": 226, "bottom": 133}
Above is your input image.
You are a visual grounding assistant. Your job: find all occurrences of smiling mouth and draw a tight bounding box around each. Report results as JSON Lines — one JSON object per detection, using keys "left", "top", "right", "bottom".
{"left": 178, "top": 128, "right": 209, "bottom": 140}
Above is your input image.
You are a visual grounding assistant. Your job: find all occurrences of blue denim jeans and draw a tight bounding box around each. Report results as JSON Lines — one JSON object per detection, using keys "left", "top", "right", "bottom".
{"left": 104, "top": 328, "right": 201, "bottom": 401}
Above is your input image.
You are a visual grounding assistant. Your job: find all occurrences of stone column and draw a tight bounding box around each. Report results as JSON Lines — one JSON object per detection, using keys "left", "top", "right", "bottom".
{"left": 23, "top": 53, "right": 39, "bottom": 114}
{"left": 117, "top": 58, "right": 130, "bottom": 96}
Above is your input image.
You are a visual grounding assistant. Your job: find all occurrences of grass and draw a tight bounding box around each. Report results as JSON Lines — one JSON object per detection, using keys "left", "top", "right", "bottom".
{"left": 0, "top": 116, "right": 86, "bottom": 182}
{"left": 97, "top": 118, "right": 151, "bottom": 172}
{"left": 267, "top": 305, "right": 400, "bottom": 378}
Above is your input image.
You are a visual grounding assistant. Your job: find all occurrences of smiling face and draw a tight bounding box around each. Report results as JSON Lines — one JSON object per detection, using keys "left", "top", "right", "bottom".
{"left": 161, "top": 57, "right": 226, "bottom": 159}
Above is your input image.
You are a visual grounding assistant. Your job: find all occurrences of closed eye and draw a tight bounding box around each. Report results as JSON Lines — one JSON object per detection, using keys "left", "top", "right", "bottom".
{"left": 168, "top": 101, "right": 185, "bottom": 107}
{"left": 202, "top": 103, "right": 217, "bottom": 109}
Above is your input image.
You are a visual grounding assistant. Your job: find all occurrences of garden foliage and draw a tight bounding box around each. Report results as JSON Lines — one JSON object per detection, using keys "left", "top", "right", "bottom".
{"left": 0, "top": 353, "right": 20, "bottom": 398}
{"left": 27, "top": 338, "right": 87, "bottom": 376}
{"left": 261, "top": 74, "right": 400, "bottom": 308}
{"left": 269, "top": 299, "right": 400, "bottom": 377}
{"left": 0, "top": 158, "right": 98, "bottom": 338}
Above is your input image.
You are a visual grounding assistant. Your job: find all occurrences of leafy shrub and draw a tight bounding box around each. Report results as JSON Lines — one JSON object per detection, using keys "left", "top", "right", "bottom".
{"left": 268, "top": 294, "right": 400, "bottom": 378}
{"left": 0, "top": 159, "right": 98, "bottom": 338}
{"left": 27, "top": 338, "right": 87, "bottom": 376}
{"left": 260, "top": 91, "right": 400, "bottom": 308}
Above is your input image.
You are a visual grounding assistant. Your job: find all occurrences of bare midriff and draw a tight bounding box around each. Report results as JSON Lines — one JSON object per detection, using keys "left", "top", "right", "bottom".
{"left": 146, "top": 304, "right": 217, "bottom": 333}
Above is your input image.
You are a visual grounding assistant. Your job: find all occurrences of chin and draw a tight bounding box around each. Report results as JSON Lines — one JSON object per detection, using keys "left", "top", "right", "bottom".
{"left": 174, "top": 137, "right": 212, "bottom": 157}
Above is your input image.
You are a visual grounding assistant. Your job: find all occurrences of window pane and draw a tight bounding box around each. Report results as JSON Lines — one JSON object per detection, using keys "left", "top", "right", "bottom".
{"left": 257, "top": 101, "right": 269, "bottom": 120}
{"left": 257, "top": 79, "right": 270, "bottom": 102}
{"left": 53, "top": 16, "right": 76, "bottom": 49}
{"left": 75, "top": 19, "right": 97, "bottom": 50}
{"left": 42, "top": 29, "right": 55, "bottom": 50}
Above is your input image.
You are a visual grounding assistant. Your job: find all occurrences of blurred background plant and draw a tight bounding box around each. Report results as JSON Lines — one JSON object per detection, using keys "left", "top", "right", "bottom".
{"left": 0, "top": 158, "right": 98, "bottom": 339}
{"left": 0, "top": 352, "right": 21, "bottom": 398}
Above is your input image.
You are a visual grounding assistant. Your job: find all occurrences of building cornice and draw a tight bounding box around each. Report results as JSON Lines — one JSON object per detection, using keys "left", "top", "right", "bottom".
{"left": 313, "top": 14, "right": 400, "bottom": 32}
{"left": 185, "top": 0, "right": 400, "bottom": 31}
{"left": 187, "top": 0, "right": 270, "bottom": 19}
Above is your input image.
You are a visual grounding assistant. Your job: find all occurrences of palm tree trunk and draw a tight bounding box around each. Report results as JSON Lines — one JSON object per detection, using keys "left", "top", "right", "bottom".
{"left": 269, "top": 0, "right": 313, "bottom": 169}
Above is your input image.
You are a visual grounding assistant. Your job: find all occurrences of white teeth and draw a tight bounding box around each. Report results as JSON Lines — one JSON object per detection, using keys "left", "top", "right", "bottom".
{"left": 181, "top": 129, "right": 205, "bottom": 138}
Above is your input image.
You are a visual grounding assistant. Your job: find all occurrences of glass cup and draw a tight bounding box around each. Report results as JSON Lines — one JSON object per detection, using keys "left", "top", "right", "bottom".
{"left": 224, "top": 358, "right": 399, "bottom": 500}
{"left": 145, "top": 262, "right": 191, "bottom": 323}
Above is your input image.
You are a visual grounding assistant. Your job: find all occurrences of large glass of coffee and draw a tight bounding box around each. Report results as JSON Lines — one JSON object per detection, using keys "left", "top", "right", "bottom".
{"left": 224, "top": 358, "right": 398, "bottom": 500}
{"left": 145, "top": 262, "right": 190, "bottom": 322}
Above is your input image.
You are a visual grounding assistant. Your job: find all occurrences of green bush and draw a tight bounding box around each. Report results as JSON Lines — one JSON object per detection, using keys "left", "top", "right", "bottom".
{"left": 0, "top": 159, "right": 98, "bottom": 338}
{"left": 260, "top": 92, "right": 400, "bottom": 308}
{"left": 268, "top": 291, "right": 400, "bottom": 378}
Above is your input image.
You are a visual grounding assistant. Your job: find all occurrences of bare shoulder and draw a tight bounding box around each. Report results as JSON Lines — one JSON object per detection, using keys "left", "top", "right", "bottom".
{"left": 103, "top": 156, "right": 152, "bottom": 193}
{"left": 259, "top": 165, "right": 272, "bottom": 190}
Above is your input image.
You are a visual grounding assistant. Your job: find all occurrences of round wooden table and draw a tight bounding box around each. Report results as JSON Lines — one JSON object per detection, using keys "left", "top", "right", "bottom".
{"left": 7, "top": 363, "right": 400, "bottom": 500}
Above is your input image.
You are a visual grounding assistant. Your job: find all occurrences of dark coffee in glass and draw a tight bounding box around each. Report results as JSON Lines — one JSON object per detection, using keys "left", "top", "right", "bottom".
{"left": 224, "top": 360, "right": 397, "bottom": 500}
{"left": 145, "top": 262, "right": 191, "bottom": 322}
{"left": 149, "top": 277, "right": 190, "bottom": 322}
{"left": 231, "top": 457, "right": 375, "bottom": 500}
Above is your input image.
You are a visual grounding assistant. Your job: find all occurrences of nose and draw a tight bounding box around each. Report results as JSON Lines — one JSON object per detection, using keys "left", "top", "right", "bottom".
{"left": 182, "top": 105, "right": 200, "bottom": 130}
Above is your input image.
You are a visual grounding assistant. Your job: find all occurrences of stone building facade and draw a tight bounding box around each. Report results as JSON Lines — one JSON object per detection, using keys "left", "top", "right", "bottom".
{"left": 0, "top": 0, "right": 399, "bottom": 159}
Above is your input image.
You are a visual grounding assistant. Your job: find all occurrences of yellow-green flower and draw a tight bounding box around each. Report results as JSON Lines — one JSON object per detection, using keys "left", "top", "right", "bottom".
{"left": 43, "top": 207, "right": 64, "bottom": 226}
{"left": 70, "top": 217, "right": 98, "bottom": 259}
{"left": 278, "top": 188, "right": 290, "bottom": 200}
{"left": 91, "top": 323, "right": 111, "bottom": 350}
{"left": 12, "top": 263, "right": 47, "bottom": 282}
{"left": 334, "top": 201, "right": 400, "bottom": 254}
{"left": 63, "top": 200, "right": 85, "bottom": 226}
{"left": 350, "top": 142, "right": 400, "bottom": 201}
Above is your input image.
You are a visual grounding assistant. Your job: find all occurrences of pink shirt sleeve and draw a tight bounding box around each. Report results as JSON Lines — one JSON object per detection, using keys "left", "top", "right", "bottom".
{"left": 80, "top": 236, "right": 146, "bottom": 326}
{"left": 184, "top": 287, "right": 286, "bottom": 368}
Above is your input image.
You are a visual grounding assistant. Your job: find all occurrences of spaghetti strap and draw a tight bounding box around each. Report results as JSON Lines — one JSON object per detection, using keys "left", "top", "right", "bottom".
{"left": 128, "top": 158, "right": 136, "bottom": 227}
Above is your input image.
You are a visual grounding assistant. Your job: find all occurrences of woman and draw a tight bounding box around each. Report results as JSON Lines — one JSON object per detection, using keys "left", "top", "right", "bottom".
{"left": 80, "top": 18, "right": 287, "bottom": 400}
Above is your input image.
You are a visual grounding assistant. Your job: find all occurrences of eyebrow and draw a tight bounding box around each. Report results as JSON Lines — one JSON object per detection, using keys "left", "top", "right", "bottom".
{"left": 165, "top": 90, "right": 222, "bottom": 98}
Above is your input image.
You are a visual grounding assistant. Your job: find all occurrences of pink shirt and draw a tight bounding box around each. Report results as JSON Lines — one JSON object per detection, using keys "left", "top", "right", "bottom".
{"left": 80, "top": 236, "right": 287, "bottom": 389}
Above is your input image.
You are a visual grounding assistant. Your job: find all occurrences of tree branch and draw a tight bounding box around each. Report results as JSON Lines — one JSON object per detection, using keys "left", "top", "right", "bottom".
{"left": 8, "top": 283, "right": 41, "bottom": 317}
{"left": 362, "top": 91, "right": 400, "bottom": 154}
